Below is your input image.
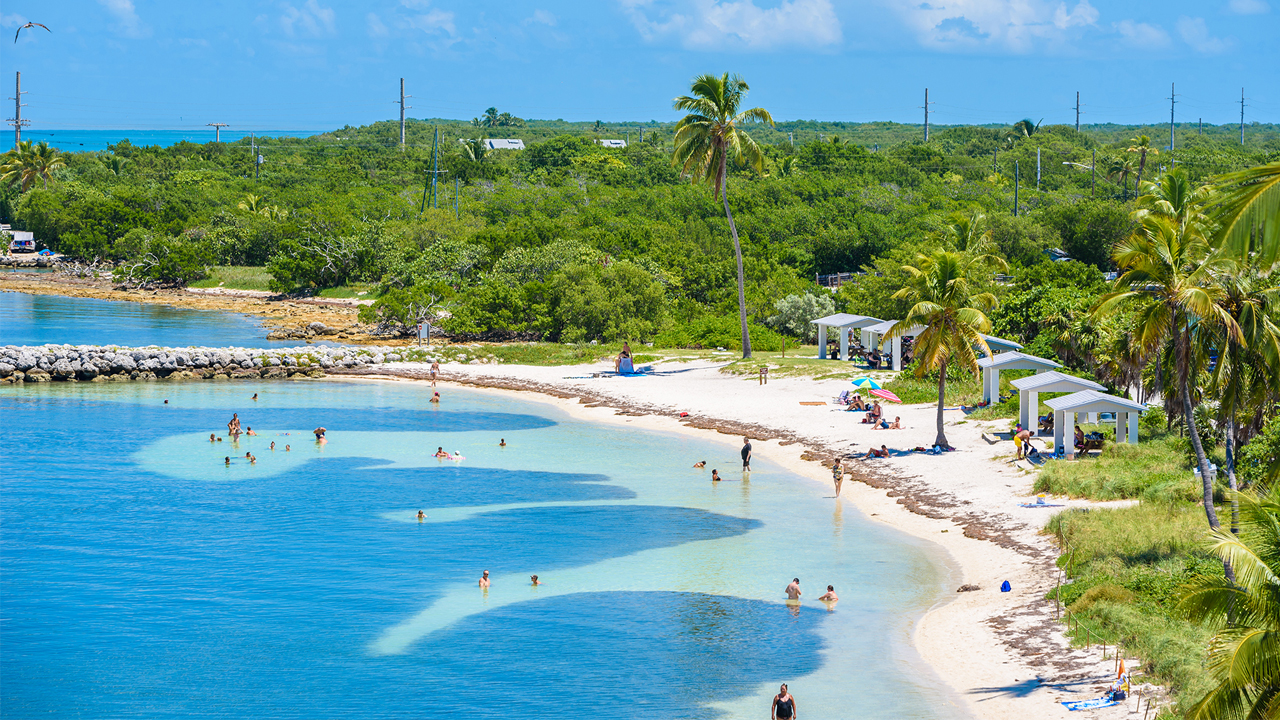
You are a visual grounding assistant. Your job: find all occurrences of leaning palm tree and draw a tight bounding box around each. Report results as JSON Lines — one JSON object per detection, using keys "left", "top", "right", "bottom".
{"left": 1096, "top": 212, "right": 1240, "bottom": 534}
{"left": 1204, "top": 160, "right": 1280, "bottom": 269}
{"left": 672, "top": 72, "right": 774, "bottom": 359}
{"left": 1178, "top": 486, "right": 1280, "bottom": 720}
{"left": 1126, "top": 135, "right": 1159, "bottom": 197}
{"left": 885, "top": 251, "right": 997, "bottom": 448}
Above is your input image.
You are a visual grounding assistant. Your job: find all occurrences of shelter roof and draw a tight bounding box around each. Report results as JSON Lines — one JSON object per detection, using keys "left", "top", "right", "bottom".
{"left": 1011, "top": 371, "right": 1105, "bottom": 393}
{"left": 810, "top": 313, "right": 882, "bottom": 329}
{"left": 1044, "top": 389, "right": 1147, "bottom": 413}
{"left": 976, "top": 350, "right": 1062, "bottom": 371}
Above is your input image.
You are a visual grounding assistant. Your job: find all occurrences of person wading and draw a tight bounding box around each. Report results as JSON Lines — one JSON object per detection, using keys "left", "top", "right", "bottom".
{"left": 772, "top": 684, "right": 796, "bottom": 720}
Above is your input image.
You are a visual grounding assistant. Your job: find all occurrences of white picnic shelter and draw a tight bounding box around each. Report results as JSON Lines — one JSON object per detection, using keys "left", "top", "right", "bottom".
{"left": 976, "top": 351, "right": 1062, "bottom": 404}
{"left": 1010, "top": 371, "right": 1105, "bottom": 431}
{"left": 982, "top": 334, "right": 1024, "bottom": 354}
{"left": 812, "top": 313, "right": 882, "bottom": 360}
{"left": 1044, "top": 390, "right": 1146, "bottom": 459}
{"left": 863, "top": 320, "right": 923, "bottom": 371}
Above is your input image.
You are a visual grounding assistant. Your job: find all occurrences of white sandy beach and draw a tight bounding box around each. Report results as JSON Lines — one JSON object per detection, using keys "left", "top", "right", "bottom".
{"left": 345, "top": 356, "right": 1158, "bottom": 720}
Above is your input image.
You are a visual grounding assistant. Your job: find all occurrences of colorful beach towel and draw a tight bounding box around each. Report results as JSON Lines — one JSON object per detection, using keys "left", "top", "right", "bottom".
{"left": 1061, "top": 697, "right": 1119, "bottom": 711}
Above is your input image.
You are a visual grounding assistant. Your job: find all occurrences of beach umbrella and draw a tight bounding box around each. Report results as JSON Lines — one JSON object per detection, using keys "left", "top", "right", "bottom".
{"left": 869, "top": 388, "right": 901, "bottom": 403}
{"left": 851, "top": 377, "right": 881, "bottom": 390}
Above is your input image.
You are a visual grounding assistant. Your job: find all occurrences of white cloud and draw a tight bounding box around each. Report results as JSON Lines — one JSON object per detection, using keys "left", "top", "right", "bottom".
{"left": 97, "top": 0, "right": 148, "bottom": 39}
{"left": 1177, "top": 16, "right": 1231, "bottom": 53}
{"left": 280, "top": 0, "right": 336, "bottom": 38}
{"left": 1114, "top": 19, "right": 1170, "bottom": 48}
{"left": 1227, "top": 0, "right": 1269, "bottom": 13}
{"left": 367, "top": 12, "right": 389, "bottom": 37}
{"left": 529, "top": 9, "right": 557, "bottom": 26}
{"left": 886, "top": 0, "right": 1098, "bottom": 52}
{"left": 620, "top": 0, "right": 842, "bottom": 50}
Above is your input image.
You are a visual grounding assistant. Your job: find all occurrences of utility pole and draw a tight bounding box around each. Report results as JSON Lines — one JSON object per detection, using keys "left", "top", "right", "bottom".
{"left": 1075, "top": 91, "right": 1081, "bottom": 133}
{"left": 1013, "top": 161, "right": 1020, "bottom": 217}
{"left": 1198, "top": 118, "right": 1202, "bottom": 135}
{"left": 207, "top": 122, "right": 229, "bottom": 142}
{"left": 399, "top": 78, "right": 412, "bottom": 150}
{"left": 1168, "top": 82, "right": 1177, "bottom": 154}
{"left": 1240, "top": 88, "right": 1246, "bottom": 145}
{"left": 8, "top": 70, "right": 29, "bottom": 147}
{"left": 454, "top": 176, "right": 460, "bottom": 219}
{"left": 921, "top": 88, "right": 933, "bottom": 142}
{"left": 1037, "top": 147, "right": 1041, "bottom": 191}
{"left": 789, "top": 131, "right": 793, "bottom": 147}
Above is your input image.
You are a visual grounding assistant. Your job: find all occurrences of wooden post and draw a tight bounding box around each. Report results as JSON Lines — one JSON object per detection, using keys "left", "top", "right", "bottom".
{"left": 782, "top": 338, "right": 785, "bottom": 358}
{"left": 1144, "top": 698, "right": 1152, "bottom": 720}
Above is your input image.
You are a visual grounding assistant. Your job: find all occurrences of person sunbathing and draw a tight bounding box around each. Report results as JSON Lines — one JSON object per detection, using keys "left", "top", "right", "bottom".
{"left": 848, "top": 395, "right": 867, "bottom": 410}
{"left": 863, "top": 445, "right": 889, "bottom": 459}
{"left": 876, "top": 416, "right": 901, "bottom": 430}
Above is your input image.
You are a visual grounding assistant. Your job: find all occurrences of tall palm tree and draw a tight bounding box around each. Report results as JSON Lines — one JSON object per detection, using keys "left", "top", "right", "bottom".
{"left": 30, "top": 141, "right": 64, "bottom": 189}
{"left": 1010, "top": 118, "right": 1042, "bottom": 141}
{"left": 1105, "top": 154, "right": 1139, "bottom": 200}
{"left": 462, "top": 138, "right": 489, "bottom": 163}
{"left": 483, "top": 107, "right": 499, "bottom": 128}
{"left": 1096, "top": 212, "right": 1240, "bottom": 533}
{"left": 1205, "top": 160, "right": 1280, "bottom": 269}
{"left": 1126, "top": 135, "right": 1159, "bottom": 198}
{"left": 1206, "top": 267, "right": 1280, "bottom": 537}
{"left": 672, "top": 72, "right": 774, "bottom": 359}
{"left": 934, "top": 208, "right": 996, "bottom": 255}
{"left": 1178, "top": 486, "right": 1280, "bottom": 720}
{"left": 885, "top": 251, "right": 997, "bottom": 448}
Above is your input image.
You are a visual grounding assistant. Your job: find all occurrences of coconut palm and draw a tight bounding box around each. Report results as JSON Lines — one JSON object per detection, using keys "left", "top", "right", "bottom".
{"left": 482, "top": 107, "right": 499, "bottom": 128}
{"left": 1010, "top": 118, "right": 1042, "bottom": 140}
{"left": 238, "top": 193, "right": 263, "bottom": 213}
{"left": 1096, "top": 211, "right": 1241, "bottom": 533}
{"left": 777, "top": 156, "right": 800, "bottom": 178}
{"left": 1127, "top": 135, "right": 1159, "bottom": 198}
{"left": 1105, "top": 154, "right": 1139, "bottom": 200}
{"left": 885, "top": 251, "right": 997, "bottom": 448}
{"left": 1178, "top": 486, "right": 1280, "bottom": 720}
{"left": 462, "top": 138, "right": 489, "bottom": 163}
{"left": 934, "top": 208, "right": 996, "bottom": 256}
{"left": 1134, "top": 168, "right": 1208, "bottom": 229}
{"left": 1204, "top": 160, "right": 1280, "bottom": 269}
{"left": 1, "top": 140, "right": 65, "bottom": 191}
{"left": 672, "top": 72, "right": 774, "bottom": 359}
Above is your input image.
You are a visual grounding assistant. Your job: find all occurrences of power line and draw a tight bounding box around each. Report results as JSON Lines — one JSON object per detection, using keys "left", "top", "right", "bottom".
{"left": 206, "top": 122, "right": 229, "bottom": 142}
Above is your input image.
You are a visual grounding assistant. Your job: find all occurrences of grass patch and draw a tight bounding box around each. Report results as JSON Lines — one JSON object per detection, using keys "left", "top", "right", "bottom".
{"left": 1046, "top": 503, "right": 1222, "bottom": 713}
{"left": 317, "top": 284, "right": 380, "bottom": 299}
{"left": 1034, "top": 432, "right": 1212, "bottom": 502}
{"left": 188, "top": 266, "right": 274, "bottom": 292}
{"left": 882, "top": 371, "right": 984, "bottom": 405}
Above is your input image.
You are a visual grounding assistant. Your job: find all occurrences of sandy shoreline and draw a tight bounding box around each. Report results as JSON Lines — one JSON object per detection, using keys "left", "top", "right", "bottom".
{"left": 335, "top": 361, "right": 1150, "bottom": 719}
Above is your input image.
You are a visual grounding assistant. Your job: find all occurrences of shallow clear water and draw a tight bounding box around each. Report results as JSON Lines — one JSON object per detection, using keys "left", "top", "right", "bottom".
{"left": 1, "top": 292, "right": 331, "bottom": 349}
{"left": 1, "top": 380, "right": 963, "bottom": 718}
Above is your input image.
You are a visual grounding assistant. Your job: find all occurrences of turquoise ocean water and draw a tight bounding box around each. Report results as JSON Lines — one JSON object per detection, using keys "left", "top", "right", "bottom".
{"left": 25, "top": 129, "right": 319, "bottom": 152}
{"left": 0, "top": 292, "right": 336, "bottom": 349}
{"left": 1, "top": 377, "right": 964, "bottom": 718}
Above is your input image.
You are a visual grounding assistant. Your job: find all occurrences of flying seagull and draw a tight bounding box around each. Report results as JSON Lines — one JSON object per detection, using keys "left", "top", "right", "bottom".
{"left": 14, "top": 22, "right": 51, "bottom": 43}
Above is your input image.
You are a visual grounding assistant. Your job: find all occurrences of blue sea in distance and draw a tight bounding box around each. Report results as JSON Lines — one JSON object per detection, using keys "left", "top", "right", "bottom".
{"left": 0, "top": 292, "right": 339, "bottom": 349}
{"left": 1, "top": 378, "right": 964, "bottom": 719}
{"left": 24, "top": 129, "right": 319, "bottom": 152}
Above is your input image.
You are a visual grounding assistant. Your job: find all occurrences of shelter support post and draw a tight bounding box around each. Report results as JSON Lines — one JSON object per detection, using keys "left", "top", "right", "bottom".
{"left": 1128, "top": 412, "right": 1139, "bottom": 444}
{"left": 892, "top": 337, "right": 902, "bottom": 371}
{"left": 1019, "top": 389, "right": 1031, "bottom": 429}
{"left": 1065, "top": 412, "right": 1077, "bottom": 460}
{"left": 1054, "top": 409, "right": 1065, "bottom": 457}
{"left": 839, "top": 328, "right": 849, "bottom": 363}
{"left": 818, "top": 325, "right": 827, "bottom": 359}
{"left": 1116, "top": 411, "right": 1127, "bottom": 444}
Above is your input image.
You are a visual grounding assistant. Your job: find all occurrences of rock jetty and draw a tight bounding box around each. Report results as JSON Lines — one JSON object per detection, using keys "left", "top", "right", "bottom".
{"left": 0, "top": 344, "right": 422, "bottom": 384}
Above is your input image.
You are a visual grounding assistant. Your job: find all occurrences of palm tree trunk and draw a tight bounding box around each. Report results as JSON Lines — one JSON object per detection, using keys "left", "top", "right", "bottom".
{"left": 935, "top": 362, "right": 948, "bottom": 448}
{"left": 720, "top": 154, "right": 752, "bottom": 359}
{"left": 1134, "top": 151, "right": 1148, "bottom": 196}
{"left": 1182, "top": 378, "right": 1220, "bottom": 532}
{"left": 1223, "top": 413, "right": 1239, "bottom": 584}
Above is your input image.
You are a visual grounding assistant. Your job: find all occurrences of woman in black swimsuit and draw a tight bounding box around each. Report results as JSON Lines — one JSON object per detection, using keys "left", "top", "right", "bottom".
{"left": 772, "top": 684, "right": 796, "bottom": 720}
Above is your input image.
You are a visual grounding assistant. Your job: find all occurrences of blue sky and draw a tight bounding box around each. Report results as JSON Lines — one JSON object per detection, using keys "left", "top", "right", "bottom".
{"left": 1, "top": 0, "right": 1275, "bottom": 131}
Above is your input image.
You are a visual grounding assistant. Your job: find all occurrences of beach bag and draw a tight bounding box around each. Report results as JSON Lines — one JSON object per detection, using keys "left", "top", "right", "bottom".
{"left": 1000, "top": 581, "right": 1011, "bottom": 592}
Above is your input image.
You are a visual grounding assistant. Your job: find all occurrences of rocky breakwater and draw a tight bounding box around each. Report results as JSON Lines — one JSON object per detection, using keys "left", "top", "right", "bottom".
{"left": 0, "top": 345, "right": 419, "bottom": 384}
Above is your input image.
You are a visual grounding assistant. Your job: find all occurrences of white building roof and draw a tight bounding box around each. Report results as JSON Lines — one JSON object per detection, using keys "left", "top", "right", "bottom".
{"left": 485, "top": 139, "right": 525, "bottom": 150}
{"left": 597, "top": 139, "right": 627, "bottom": 148}
{"left": 1043, "top": 389, "right": 1147, "bottom": 413}
{"left": 976, "top": 350, "right": 1062, "bottom": 371}
{"left": 981, "top": 334, "right": 1023, "bottom": 352}
{"left": 1011, "top": 370, "right": 1105, "bottom": 393}
{"left": 811, "top": 313, "right": 882, "bottom": 329}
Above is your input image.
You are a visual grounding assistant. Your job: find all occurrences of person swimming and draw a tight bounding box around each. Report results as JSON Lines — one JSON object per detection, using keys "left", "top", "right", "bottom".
{"left": 314, "top": 428, "right": 326, "bottom": 443}
{"left": 217, "top": 437, "right": 223, "bottom": 443}
{"left": 434, "top": 447, "right": 449, "bottom": 458}
{"left": 417, "top": 510, "right": 425, "bottom": 521}
{"left": 499, "top": 438, "right": 506, "bottom": 447}
{"left": 210, "top": 433, "right": 217, "bottom": 443}
{"left": 224, "top": 456, "right": 231, "bottom": 466}
{"left": 711, "top": 469, "right": 721, "bottom": 481}
{"left": 430, "top": 391, "right": 440, "bottom": 404}
{"left": 693, "top": 461, "right": 706, "bottom": 468}
{"left": 270, "top": 441, "right": 276, "bottom": 451}
{"left": 246, "top": 427, "right": 257, "bottom": 436}
{"left": 285, "top": 445, "right": 290, "bottom": 452}
{"left": 530, "top": 575, "right": 540, "bottom": 586}
{"left": 251, "top": 393, "right": 258, "bottom": 401}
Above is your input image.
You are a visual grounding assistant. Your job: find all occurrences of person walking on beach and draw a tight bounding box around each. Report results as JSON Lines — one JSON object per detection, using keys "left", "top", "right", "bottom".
{"left": 831, "top": 460, "right": 843, "bottom": 497}
{"left": 479, "top": 570, "right": 490, "bottom": 589}
{"left": 785, "top": 578, "right": 801, "bottom": 600}
{"left": 430, "top": 361, "right": 440, "bottom": 386}
{"left": 741, "top": 437, "right": 752, "bottom": 472}
{"left": 772, "top": 684, "right": 796, "bottom": 720}
{"left": 1014, "top": 425, "right": 1032, "bottom": 459}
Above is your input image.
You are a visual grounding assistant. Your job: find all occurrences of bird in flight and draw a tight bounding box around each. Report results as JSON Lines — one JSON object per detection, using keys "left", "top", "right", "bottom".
{"left": 15, "top": 22, "right": 51, "bottom": 43}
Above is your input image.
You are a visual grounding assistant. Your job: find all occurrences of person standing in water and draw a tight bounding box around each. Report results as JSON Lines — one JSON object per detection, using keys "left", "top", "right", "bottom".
{"left": 772, "top": 685, "right": 796, "bottom": 720}
{"left": 785, "top": 578, "right": 801, "bottom": 600}
{"left": 530, "top": 575, "right": 540, "bottom": 586}
{"left": 479, "top": 570, "right": 490, "bottom": 589}
{"left": 417, "top": 510, "right": 425, "bottom": 522}
{"left": 430, "top": 391, "right": 440, "bottom": 404}
{"left": 710, "top": 469, "right": 720, "bottom": 482}
{"left": 499, "top": 439, "right": 506, "bottom": 447}
{"left": 314, "top": 428, "right": 327, "bottom": 444}
{"left": 741, "top": 437, "right": 752, "bottom": 472}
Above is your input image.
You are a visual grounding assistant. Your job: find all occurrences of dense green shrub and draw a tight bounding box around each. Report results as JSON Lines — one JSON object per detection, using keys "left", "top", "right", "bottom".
{"left": 653, "top": 314, "right": 785, "bottom": 351}
{"left": 766, "top": 292, "right": 836, "bottom": 341}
